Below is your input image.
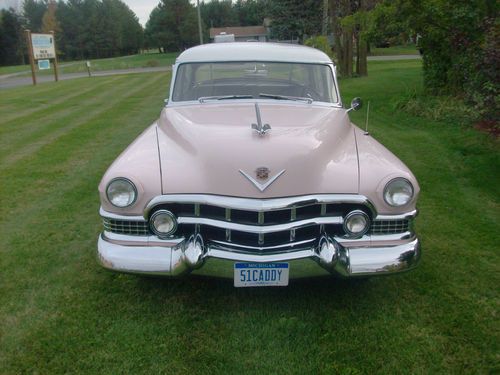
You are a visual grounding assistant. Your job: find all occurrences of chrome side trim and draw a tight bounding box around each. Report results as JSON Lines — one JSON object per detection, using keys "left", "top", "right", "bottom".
{"left": 375, "top": 209, "right": 418, "bottom": 221}
{"left": 177, "top": 215, "right": 343, "bottom": 233}
{"left": 100, "top": 207, "right": 145, "bottom": 221}
{"left": 144, "top": 194, "right": 376, "bottom": 218}
{"left": 102, "top": 231, "right": 185, "bottom": 247}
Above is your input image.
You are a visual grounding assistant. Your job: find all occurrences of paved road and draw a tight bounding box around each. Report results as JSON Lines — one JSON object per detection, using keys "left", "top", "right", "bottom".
{"left": 0, "top": 55, "right": 421, "bottom": 89}
{"left": 0, "top": 66, "right": 171, "bottom": 89}
{"left": 367, "top": 54, "right": 421, "bottom": 61}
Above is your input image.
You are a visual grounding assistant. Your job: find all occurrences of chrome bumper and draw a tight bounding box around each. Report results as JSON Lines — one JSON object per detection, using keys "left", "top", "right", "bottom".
{"left": 97, "top": 232, "right": 421, "bottom": 279}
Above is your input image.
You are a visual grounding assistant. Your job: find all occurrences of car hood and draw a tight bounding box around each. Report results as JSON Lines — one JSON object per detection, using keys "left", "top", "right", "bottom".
{"left": 156, "top": 102, "right": 359, "bottom": 198}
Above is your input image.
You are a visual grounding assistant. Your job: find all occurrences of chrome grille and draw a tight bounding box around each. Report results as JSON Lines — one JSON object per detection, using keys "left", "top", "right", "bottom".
{"left": 151, "top": 199, "right": 370, "bottom": 252}
{"left": 371, "top": 220, "right": 409, "bottom": 234}
{"left": 102, "top": 218, "right": 149, "bottom": 236}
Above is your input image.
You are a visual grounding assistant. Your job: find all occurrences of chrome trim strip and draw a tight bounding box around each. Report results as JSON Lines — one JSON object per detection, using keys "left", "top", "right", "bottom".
{"left": 239, "top": 169, "right": 286, "bottom": 192}
{"left": 205, "top": 247, "right": 316, "bottom": 262}
{"left": 145, "top": 194, "right": 376, "bottom": 218}
{"left": 100, "top": 207, "right": 145, "bottom": 221}
{"left": 371, "top": 232, "right": 414, "bottom": 241}
{"left": 334, "top": 231, "right": 415, "bottom": 245}
{"left": 375, "top": 209, "right": 418, "bottom": 221}
{"left": 102, "top": 231, "right": 185, "bottom": 246}
{"left": 211, "top": 238, "right": 316, "bottom": 251}
{"left": 177, "top": 215, "right": 343, "bottom": 233}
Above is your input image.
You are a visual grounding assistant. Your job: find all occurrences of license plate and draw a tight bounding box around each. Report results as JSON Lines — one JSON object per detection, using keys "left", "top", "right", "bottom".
{"left": 234, "top": 263, "right": 289, "bottom": 287}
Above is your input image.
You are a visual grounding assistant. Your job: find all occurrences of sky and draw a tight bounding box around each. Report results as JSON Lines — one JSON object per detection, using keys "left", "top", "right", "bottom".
{"left": 121, "top": 0, "right": 160, "bottom": 26}
{"left": 0, "top": 0, "right": 186, "bottom": 28}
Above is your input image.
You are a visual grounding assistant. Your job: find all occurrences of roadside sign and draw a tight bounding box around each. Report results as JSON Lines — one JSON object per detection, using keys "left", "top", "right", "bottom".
{"left": 25, "top": 30, "right": 59, "bottom": 86}
{"left": 38, "top": 59, "right": 50, "bottom": 70}
{"left": 31, "top": 33, "right": 56, "bottom": 59}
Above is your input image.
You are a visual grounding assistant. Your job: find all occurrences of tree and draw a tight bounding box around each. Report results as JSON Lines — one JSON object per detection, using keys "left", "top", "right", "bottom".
{"left": 0, "top": 9, "right": 25, "bottom": 66}
{"left": 200, "top": 0, "right": 237, "bottom": 29}
{"left": 23, "top": 0, "right": 47, "bottom": 32}
{"left": 397, "top": 0, "right": 498, "bottom": 119}
{"left": 330, "top": 0, "right": 379, "bottom": 77}
{"left": 41, "top": 0, "right": 60, "bottom": 33}
{"left": 145, "top": 0, "right": 198, "bottom": 52}
{"left": 268, "top": 0, "right": 323, "bottom": 41}
{"left": 234, "top": 0, "right": 269, "bottom": 26}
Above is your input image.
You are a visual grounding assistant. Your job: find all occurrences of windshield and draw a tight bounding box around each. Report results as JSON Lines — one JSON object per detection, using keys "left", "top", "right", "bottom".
{"left": 172, "top": 61, "right": 338, "bottom": 103}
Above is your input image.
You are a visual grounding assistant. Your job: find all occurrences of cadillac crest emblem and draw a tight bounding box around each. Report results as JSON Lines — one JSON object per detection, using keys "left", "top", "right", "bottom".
{"left": 256, "top": 167, "right": 270, "bottom": 180}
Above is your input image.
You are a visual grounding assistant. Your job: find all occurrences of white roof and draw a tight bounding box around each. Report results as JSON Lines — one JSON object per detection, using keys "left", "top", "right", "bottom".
{"left": 176, "top": 42, "right": 332, "bottom": 64}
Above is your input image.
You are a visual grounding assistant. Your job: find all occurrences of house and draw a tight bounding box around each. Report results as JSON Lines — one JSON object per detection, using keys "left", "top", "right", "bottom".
{"left": 209, "top": 26, "right": 269, "bottom": 43}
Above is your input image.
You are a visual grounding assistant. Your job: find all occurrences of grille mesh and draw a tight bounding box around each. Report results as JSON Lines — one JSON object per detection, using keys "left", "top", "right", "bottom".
{"left": 102, "top": 218, "right": 150, "bottom": 236}
{"left": 371, "top": 220, "right": 409, "bottom": 234}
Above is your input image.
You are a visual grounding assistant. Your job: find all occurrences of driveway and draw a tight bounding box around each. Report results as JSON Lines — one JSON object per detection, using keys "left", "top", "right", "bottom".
{"left": 0, "top": 66, "right": 171, "bottom": 89}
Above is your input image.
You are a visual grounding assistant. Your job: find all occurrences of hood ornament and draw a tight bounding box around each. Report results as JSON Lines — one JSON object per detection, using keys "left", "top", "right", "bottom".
{"left": 239, "top": 168, "right": 285, "bottom": 192}
{"left": 251, "top": 103, "right": 271, "bottom": 136}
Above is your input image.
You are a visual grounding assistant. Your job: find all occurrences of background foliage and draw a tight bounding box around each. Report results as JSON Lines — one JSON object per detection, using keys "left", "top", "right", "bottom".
{"left": 0, "top": 0, "right": 143, "bottom": 63}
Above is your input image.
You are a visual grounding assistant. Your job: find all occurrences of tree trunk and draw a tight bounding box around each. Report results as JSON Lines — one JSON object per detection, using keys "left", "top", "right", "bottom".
{"left": 322, "top": 0, "right": 329, "bottom": 36}
{"left": 357, "top": 38, "right": 368, "bottom": 76}
{"left": 345, "top": 29, "right": 353, "bottom": 77}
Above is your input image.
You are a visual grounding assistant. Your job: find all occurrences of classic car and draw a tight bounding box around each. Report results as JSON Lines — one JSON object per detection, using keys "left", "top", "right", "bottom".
{"left": 97, "top": 42, "right": 420, "bottom": 287}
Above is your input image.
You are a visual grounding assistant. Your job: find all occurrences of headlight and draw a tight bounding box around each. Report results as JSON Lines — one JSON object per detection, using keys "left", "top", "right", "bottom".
{"left": 384, "top": 178, "right": 414, "bottom": 207}
{"left": 106, "top": 178, "right": 137, "bottom": 207}
{"left": 150, "top": 210, "right": 177, "bottom": 237}
{"left": 343, "top": 210, "right": 370, "bottom": 237}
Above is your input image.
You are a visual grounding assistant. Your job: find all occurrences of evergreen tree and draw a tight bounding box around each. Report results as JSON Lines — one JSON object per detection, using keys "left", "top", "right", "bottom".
{"left": 0, "top": 9, "right": 24, "bottom": 65}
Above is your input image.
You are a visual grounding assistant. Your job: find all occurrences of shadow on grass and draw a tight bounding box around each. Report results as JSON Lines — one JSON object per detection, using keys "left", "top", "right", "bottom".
{"left": 112, "top": 272, "right": 395, "bottom": 315}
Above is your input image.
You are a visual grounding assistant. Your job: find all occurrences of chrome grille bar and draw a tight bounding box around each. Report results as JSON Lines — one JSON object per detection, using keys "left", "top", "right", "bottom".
{"left": 145, "top": 194, "right": 376, "bottom": 217}
{"left": 258, "top": 211, "right": 264, "bottom": 245}
{"left": 290, "top": 206, "right": 297, "bottom": 241}
{"left": 225, "top": 208, "right": 231, "bottom": 241}
{"left": 177, "top": 215, "right": 343, "bottom": 234}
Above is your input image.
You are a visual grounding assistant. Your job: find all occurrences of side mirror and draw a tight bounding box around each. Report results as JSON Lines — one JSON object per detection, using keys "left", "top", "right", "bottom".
{"left": 348, "top": 97, "right": 363, "bottom": 112}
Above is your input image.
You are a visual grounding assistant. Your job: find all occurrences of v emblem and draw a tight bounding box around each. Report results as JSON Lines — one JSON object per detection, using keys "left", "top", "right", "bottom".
{"left": 239, "top": 169, "right": 286, "bottom": 192}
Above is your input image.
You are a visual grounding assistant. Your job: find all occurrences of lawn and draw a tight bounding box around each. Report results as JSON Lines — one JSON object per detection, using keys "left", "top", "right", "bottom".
{"left": 0, "top": 61, "right": 498, "bottom": 374}
{"left": 0, "top": 52, "right": 178, "bottom": 77}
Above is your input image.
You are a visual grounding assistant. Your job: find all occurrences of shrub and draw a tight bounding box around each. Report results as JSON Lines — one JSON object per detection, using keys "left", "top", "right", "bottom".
{"left": 304, "top": 36, "right": 332, "bottom": 58}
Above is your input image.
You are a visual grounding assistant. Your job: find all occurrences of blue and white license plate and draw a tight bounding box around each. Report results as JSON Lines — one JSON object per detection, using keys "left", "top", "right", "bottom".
{"left": 234, "top": 263, "right": 289, "bottom": 287}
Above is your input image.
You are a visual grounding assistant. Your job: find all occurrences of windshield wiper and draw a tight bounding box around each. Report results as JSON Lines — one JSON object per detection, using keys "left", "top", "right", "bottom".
{"left": 198, "top": 95, "right": 253, "bottom": 103}
{"left": 259, "top": 93, "right": 313, "bottom": 104}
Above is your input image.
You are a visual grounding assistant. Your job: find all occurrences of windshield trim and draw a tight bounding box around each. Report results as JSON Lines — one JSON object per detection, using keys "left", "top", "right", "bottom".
{"left": 168, "top": 61, "right": 341, "bottom": 106}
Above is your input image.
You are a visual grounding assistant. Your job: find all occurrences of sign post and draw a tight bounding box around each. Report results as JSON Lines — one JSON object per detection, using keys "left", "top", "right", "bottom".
{"left": 50, "top": 31, "right": 59, "bottom": 82}
{"left": 26, "top": 30, "right": 58, "bottom": 85}
{"left": 25, "top": 30, "right": 37, "bottom": 85}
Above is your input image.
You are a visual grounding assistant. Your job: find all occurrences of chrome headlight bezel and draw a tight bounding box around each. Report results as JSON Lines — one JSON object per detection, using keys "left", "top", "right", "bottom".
{"left": 106, "top": 177, "right": 137, "bottom": 208}
{"left": 150, "top": 210, "right": 178, "bottom": 237}
{"left": 343, "top": 210, "right": 370, "bottom": 238}
{"left": 383, "top": 178, "right": 414, "bottom": 207}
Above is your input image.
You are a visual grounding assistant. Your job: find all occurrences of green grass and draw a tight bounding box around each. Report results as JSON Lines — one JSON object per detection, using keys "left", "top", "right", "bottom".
{"left": 369, "top": 44, "right": 419, "bottom": 56}
{"left": 0, "top": 52, "right": 178, "bottom": 76}
{"left": 0, "top": 62, "right": 498, "bottom": 374}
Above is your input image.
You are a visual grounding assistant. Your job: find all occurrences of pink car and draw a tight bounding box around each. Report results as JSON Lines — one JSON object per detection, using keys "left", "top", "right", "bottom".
{"left": 97, "top": 43, "right": 420, "bottom": 287}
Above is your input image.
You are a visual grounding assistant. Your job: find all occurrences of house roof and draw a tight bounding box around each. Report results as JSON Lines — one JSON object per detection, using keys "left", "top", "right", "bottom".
{"left": 209, "top": 26, "right": 268, "bottom": 38}
{"left": 176, "top": 42, "right": 332, "bottom": 64}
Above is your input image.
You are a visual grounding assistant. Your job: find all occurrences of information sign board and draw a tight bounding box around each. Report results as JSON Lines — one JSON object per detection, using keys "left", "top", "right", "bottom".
{"left": 31, "top": 33, "right": 56, "bottom": 59}
{"left": 38, "top": 59, "right": 50, "bottom": 70}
